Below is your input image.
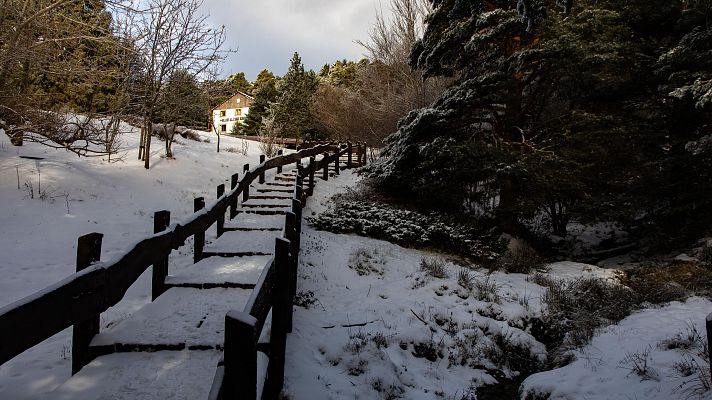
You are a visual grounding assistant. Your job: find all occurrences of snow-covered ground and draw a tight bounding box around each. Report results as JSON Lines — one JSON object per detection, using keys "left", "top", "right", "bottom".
{"left": 284, "top": 172, "right": 712, "bottom": 399}
{"left": 522, "top": 297, "right": 712, "bottom": 400}
{"left": 0, "top": 126, "right": 268, "bottom": 398}
{"left": 1, "top": 126, "right": 711, "bottom": 399}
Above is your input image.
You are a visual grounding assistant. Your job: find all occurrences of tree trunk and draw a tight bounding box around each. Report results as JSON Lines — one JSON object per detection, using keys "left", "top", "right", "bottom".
{"left": 497, "top": 178, "right": 520, "bottom": 235}
{"left": 143, "top": 117, "right": 151, "bottom": 169}
{"left": 165, "top": 123, "right": 175, "bottom": 158}
{"left": 138, "top": 127, "right": 145, "bottom": 160}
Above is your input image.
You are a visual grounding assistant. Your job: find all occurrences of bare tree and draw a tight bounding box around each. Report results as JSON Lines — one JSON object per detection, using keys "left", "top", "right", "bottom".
{"left": 0, "top": 0, "right": 134, "bottom": 156}
{"left": 356, "top": 0, "right": 429, "bottom": 65}
{"left": 19, "top": 112, "right": 127, "bottom": 158}
{"left": 314, "top": 0, "right": 450, "bottom": 147}
{"left": 258, "top": 112, "right": 281, "bottom": 157}
{"left": 313, "top": 84, "right": 369, "bottom": 141}
{"left": 125, "top": 0, "right": 229, "bottom": 169}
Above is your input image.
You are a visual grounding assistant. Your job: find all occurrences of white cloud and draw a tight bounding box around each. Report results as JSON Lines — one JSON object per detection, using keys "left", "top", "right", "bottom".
{"left": 200, "top": 0, "right": 383, "bottom": 80}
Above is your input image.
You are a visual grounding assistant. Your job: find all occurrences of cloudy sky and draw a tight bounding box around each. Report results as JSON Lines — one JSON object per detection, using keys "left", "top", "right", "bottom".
{"left": 201, "top": 0, "right": 384, "bottom": 80}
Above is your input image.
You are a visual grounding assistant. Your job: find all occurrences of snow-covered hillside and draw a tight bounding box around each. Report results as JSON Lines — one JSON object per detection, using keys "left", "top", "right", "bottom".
{"left": 1, "top": 126, "right": 711, "bottom": 400}
{"left": 287, "top": 177, "right": 712, "bottom": 399}
{"left": 0, "top": 126, "right": 268, "bottom": 398}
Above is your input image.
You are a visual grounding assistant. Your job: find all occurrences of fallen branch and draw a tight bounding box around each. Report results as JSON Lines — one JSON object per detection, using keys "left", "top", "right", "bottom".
{"left": 410, "top": 309, "right": 428, "bottom": 325}
{"left": 321, "top": 320, "right": 378, "bottom": 329}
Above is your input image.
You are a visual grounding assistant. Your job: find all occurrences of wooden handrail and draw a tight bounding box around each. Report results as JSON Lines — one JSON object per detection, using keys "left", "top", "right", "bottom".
{"left": 0, "top": 142, "right": 358, "bottom": 368}
{"left": 210, "top": 146, "right": 367, "bottom": 399}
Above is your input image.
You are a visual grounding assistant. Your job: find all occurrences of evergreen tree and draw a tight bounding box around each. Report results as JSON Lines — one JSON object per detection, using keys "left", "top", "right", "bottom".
{"left": 244, "top": 69, "right": 278, "bottom": 136}
{"left": 317, "top": 59, "right": 361, "bottom": 89}
{"left": 156, "top": 69, "right": 205, "bottom": 127}
{"left": 253, "top": 69, "right": 277, "bottom": 90}
{"left": 271, "top": 52, "right": 318, "bottom": 139}
{"left": 226, "top": 72, "right": 252, "bottom": 94}
{"left": 367, "top": 0, "right": 712, "bottom": 247}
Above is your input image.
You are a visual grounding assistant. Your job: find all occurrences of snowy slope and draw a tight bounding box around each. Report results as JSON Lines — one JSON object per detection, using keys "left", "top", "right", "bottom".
{"left": 0, "top": 126, "right": 269, "bottom": 398}
{"left": 2, "top": 126, "right": 711, "bottom": 400}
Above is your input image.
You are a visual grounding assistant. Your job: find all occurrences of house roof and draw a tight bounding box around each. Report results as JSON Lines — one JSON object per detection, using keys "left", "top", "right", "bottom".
{"left": 213, "top": 91, "right": 254, "bottom": 111}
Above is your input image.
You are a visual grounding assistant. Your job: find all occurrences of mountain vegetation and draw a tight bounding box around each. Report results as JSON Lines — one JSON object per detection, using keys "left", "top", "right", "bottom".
{"left": 0, "top": 0, "right": 229, "bottom": 166}
{"left": 362, "top": 0, "right": 712, "bottom": 254}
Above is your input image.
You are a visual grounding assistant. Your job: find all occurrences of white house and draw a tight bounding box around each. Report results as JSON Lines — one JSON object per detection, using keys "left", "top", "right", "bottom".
{"left": 211, "top": 91, "right": 254, "bottom": 134}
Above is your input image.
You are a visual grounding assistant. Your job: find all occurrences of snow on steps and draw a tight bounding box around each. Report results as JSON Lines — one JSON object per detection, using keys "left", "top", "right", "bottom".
{"left": 49, "top": 171, "right": 299, "bottom": 399}
{"left": 165, "top": 255, "right": 273, "bottom": 289}
{"left": 256, "top": 187, "right": 293, "bottom": 193}
{"left": 51, "top": 350, "right": 222, "bottom": 400}
{"left": 248, "top": 194, "right": 293, "bottom": 200}
{"left": 203, "top": 230, "right": 282, "bottom": 256}
{"left": 223, "top": 214, "right": 284, "bottom": 231}
{"left": 90, "top": 287, "right": 252, "bottom": 350}
{"left": 241, "top": 198, "right": 292, "bottom": 207}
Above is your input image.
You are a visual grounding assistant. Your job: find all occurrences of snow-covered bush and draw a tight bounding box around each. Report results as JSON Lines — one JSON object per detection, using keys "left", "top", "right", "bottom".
{"left": 628, "top": 261, "right": 712, "bottom": 303}
{"left": 491, "top": 241, "right": 544, "bottom": 274}
{"left": 308, "top": 199, "right": 505, "bottom": 260}
{"left": 532, "top": 275, "right": 636, "bottom": 364}
{"left": 420, "top": 257, "right": 448, "bottom": 278}
{"left": 348, "top": 247, "right": 387, "bottom": 276}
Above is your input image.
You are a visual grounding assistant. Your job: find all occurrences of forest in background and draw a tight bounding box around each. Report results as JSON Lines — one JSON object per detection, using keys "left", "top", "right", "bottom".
{"left": 359, "top": 0, "right": 712, "bottom": 259}
{"left": 1, "top": 0, "right": 711, "bottom": 258}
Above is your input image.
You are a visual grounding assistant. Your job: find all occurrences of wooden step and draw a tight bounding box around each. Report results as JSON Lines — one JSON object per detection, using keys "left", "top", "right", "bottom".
{"left": 256, "top": 188, "right": 292, "bottom": 193}
{"left": 248, "top": 194, "right": 292, "bottom": 200}
{"left": 166, "top": 255, "right": 273, "bottom": 289}
{"left": 52, "top": 350, "right": 221, "bottom": 400}
{"left": 241, "top": 201, "right": 291, "bottom": 209}
{"left": 205, "top": 230, "right": 282, "bottom": 256}
{"left": 264, "top": 181, "right": 293, "bottom": 187}
{"left": 224, "top": 214, "right": 284, "bottom": 231}
{"left": 91, "top": 288, "right": 252, "bottom": 351}
{"left": 235, "top": 208, "right": 288, "bottom": 216}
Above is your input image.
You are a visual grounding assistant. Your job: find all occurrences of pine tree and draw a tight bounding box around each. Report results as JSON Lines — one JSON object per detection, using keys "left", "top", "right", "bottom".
{"left": 244, "top": 69, "right": 278, "bottom": 136}
{"left": 271, "top": 52, "right": 318, "bottom": 139}
{"left": 367, "top": 0, "right": 712, "bottom": 246}
{"left": 226, "top": 72, "right": 252, "bottom": 94}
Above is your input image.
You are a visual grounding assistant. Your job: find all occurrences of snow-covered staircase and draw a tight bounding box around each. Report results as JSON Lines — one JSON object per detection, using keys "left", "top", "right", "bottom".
{"left": 0, "top": 142, "right": 366, "bottom": 400}
{"left": 48, "top": 170, "right": 301, "bottom": 400}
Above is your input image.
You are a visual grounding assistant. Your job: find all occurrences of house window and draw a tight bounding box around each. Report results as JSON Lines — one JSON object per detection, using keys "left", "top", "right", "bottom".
{"left": 236, "top": 109, "right": 241, "bottom": 115}
{"left": 219, "top": 110, "right": 226, "bottom": 117}
{"left": 220, "top": 124, "right": 226, "bottom": 132}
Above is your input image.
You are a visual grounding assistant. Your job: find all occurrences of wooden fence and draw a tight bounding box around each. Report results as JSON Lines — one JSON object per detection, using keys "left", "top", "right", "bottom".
{"left": 0, "top": 142, "right": 365, "bottom": 398}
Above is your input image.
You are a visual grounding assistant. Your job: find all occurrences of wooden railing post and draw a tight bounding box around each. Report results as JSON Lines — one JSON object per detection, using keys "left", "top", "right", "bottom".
{"left": 707, "top": 313, "right": 712, "bottom": 376}
{"left": 322, "top": 152, "right": 329, "bottom": 181}
{"left": 72, "top": 232, "right": 103, "bottom": 375}
{"left": 243, "top": 164, "right": 250, "bottom": 202}
{"left": 334, "top": 148, "right": 340, "bottom": 175}
{"left": 290, "top": 198, "right": 302, "bottom": 304}
{"left": 152, "top": 211, "right": 170, "bottom": 301}
{"left": 230, "top": 173, "right": 239, "bottom": 219}
{"left": 224, "top": 311, "right": 258, "bottom": 399}
{"left": 296, "top": 184, "right": 304, "bottom": 205}
{"left": 217, "top": 184, "right": 225, "bottom": 237}
{"left": 265, "top": 238, "right": 291, "bottom": 398}
{"left": 347, "top": 142, "right": 353, "bottom": 168}
{"left": 355, "top": 143, "right": 361, "bottom": 166}
{"left": 194, "top": 197, "right": 205, "bottom": 263}
{"left": 277, "top": 150, "right": 283, "bottom": 173}
{"left": 259, "top": 155, "right": 266, "bottom": 184}
{"left": 361, "top": 143, "right": 367, "bottom": 166}
{"left": 308, "top": 156, "right": 315, "bottom": 196}
{"left": 285, "top": 211, "right": 297, "bottom": 333}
